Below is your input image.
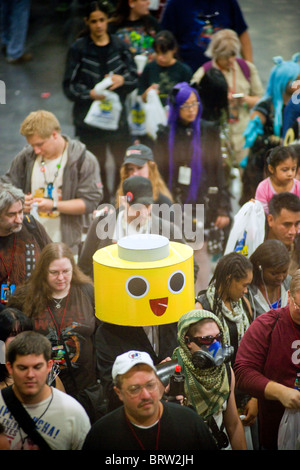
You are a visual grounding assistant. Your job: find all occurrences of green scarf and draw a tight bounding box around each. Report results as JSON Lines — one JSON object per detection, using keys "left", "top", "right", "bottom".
{"left": 172, "top": 309, "right": 230, "bottom": 418}
{"left": 206, "top": 283, "right": 250, "bottom": 346}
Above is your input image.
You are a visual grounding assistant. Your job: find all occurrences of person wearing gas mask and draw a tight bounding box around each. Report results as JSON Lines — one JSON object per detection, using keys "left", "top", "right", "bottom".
{"left": 172, "top": 309, "right": 247, "bottom": 450}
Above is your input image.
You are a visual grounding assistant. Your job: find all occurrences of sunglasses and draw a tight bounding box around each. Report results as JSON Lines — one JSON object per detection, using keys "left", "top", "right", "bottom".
{"left": 186, "top": 332, "right": 223, "bottom": 347}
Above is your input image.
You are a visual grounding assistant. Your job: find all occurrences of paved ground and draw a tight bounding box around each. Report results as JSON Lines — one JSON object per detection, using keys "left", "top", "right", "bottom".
{"left": 0, "top": 0, "right": 299, "bottom": 177}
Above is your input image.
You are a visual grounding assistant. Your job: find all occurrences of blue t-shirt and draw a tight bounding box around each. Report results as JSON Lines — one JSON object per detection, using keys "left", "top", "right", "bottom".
{"left": 160, "top": 0, "right": 248, "bottom": 71}
{"left": 282, "top": 96, "right": 300, "bottom": 139}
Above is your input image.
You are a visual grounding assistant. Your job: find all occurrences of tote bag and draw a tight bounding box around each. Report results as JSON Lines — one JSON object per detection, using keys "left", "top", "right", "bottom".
{"left": 224, "top": 200, "right": 265, "bottom": 257}
{"left": 84, "top": 90, "right": 122, "bottom": 130}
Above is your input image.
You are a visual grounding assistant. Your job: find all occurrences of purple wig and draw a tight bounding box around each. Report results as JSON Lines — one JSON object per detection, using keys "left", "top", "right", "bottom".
{"left": 167, "top": 82, "right": 202, "bottom": 203}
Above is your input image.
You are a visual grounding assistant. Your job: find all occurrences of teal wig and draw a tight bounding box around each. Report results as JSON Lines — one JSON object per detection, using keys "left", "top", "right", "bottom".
{"left": 264, "top": 53, "right": 300, "bottom": 136}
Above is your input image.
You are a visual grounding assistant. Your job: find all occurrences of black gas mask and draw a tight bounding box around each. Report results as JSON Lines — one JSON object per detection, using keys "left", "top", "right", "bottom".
{"left": 185, "top": 335, "right": 234, "bottom": 369}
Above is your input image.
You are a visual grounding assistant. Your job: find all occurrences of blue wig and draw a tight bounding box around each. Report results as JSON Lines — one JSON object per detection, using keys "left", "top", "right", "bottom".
{"left": 264, "top": 53, "right": 300, "bottom": 136}
{"left": 167, "top": 82, "right": 202, "bottom": 203}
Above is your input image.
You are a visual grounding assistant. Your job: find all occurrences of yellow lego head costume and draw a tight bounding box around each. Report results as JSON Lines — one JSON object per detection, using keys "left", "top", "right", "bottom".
{"left": 93, "top": 234, "right": 195, "bottom": 326}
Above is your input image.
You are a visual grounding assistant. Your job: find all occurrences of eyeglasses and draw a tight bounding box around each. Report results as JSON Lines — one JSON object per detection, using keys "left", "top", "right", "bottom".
{"left": 180, "top": 102, "right": 200, "bottom": 110}
{"left": 188, "top": 333, "right": 223, "bottom": 347}
{"left": 291, "top": 297, "right": 300, "bottom": 310}
{"left": 126, "top": 380, "right": 158, "bottom": 397}
{"left": 48, "top": 269, "right": 72, "bottom": 278}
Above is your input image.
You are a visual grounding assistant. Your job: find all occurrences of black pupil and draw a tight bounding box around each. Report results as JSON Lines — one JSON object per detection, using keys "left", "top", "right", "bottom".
{"left": 128, "top": 277, "right": 147, "bottom": 296}
{"left": 170, "top": 272, "right": 184, "bottom": 292}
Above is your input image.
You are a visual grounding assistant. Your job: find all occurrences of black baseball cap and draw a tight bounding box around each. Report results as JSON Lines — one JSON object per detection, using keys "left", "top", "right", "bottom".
{"left": 123, "top": 144, "right": 154, "bottom": 166}
{"left": 122, "top": 176, "right": 154, "bottom": 205}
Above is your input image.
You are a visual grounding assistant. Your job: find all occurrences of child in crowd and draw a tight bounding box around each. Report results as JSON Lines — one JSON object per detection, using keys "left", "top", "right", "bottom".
{"left": 255, "top": 145, "right": 300, "bottom": 213}
{"left": 138, "top": 30, "right": 193, "bottom": 107}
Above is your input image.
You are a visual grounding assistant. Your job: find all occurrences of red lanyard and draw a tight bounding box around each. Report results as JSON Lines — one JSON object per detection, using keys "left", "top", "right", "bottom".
{"left": 0, "top": 233, "right": 17, "bottom": 284}
{"left": 125, "top": 408, "right": 161, "bottom": 450}
{"left": 47, "top": 289, "right": 70, "bottom": 337}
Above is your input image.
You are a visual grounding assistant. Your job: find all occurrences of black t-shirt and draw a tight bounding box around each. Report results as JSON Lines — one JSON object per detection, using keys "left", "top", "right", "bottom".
{"left": 138, "top": 60, "right": 193, "bottom": 106}
{"left": 109, "top": 15, "right": 160, "bottom": 60}
{"left": 83, "top": 400, "right": 217, "bottom": 450}
{"left": 32, "top": 283, "right": 97, "bottom": 397}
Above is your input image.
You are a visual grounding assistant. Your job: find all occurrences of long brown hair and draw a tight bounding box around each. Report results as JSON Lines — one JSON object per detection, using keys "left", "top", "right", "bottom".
{"left": 11, "top": 243, "right": 92, "bottom": 318}
{"left": 115, "top": 161, "right": 173, "bottom": 208}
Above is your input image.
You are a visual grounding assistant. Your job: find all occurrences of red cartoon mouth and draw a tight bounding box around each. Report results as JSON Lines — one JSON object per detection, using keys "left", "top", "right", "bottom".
{"left": 149, "top": 297, "right": 168, "bottom": 316}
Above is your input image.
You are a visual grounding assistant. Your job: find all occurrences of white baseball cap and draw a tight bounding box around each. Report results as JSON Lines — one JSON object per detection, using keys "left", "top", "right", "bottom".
{"left": 112, "top": 350, "right": 157, "bottom": 380}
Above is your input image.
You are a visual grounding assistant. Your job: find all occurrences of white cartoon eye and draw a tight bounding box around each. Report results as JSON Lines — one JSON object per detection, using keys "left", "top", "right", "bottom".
{"left": 168, "top": 270, "right": 185, "bottom": 294}
{"left": 126, "top": 275, "right": 150, "bottom": 298}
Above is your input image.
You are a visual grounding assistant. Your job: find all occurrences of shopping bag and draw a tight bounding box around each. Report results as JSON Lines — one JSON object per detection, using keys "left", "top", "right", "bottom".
{"left": 126, "top": 89, "right": 147, "bottom": 136}
{"left": 278, "top": 408, "right": 300, "bottom": 450}
{"left": 224, "top": 200, "right": 265, "bottom": 257}
{"left": 144, "top": 88, "right": 167, "bottom": 140}
{"left": 84, "top": 90, "right": 122, "bottom": 130}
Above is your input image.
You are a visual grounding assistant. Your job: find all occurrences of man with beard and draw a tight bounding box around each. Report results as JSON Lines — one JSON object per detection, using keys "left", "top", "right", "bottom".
{"left": 82, "top": 350, "right": 217, "bottom": 451}
{"left": 0, "top": 183, "right": 51, "bottom": 308}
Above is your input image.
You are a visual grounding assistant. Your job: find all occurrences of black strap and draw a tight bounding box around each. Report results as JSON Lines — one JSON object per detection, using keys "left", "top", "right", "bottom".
{"left": 1, "top": 386, "right": 52, "bottom": 450}
{"left": 23, "top": 214, "right": 44, "bottom": 251}
{"left": 195, "top": 291, "right": 211, "bottom": 311}
{"left": 205, "top": 414, "right": 229, "bottom": 450}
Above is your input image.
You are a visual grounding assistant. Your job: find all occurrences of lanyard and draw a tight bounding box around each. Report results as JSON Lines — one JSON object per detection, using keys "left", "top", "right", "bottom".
{"left": 47, "top": 289, "right": 70, "bottom": 337}
{"left": 0, "top": 233, "right": 17, "bottom": 284}
{"left": 125, "top": 408, "right": 161, "bottom": 450}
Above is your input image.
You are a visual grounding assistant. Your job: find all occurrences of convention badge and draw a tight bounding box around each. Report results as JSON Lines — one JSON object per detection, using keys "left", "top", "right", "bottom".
{"left": 33, "top": 187, "right": 50, "bottom": 218}
{"left": 46, "top": 183, "right": 54, "bottom": 199}
{"left": 228, "top": 101, "right": 240, "bottom": 123}
{"left": 178, "top": 166, "right": 191, "bottom": 185}
{"left": 0, "top": 283, "right": 16, "bottom": 304}
{"left": 51, "top": 344, "right": 66, "bottom": 366}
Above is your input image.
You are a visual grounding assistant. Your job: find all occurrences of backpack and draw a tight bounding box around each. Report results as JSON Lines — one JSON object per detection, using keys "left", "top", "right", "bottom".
{"left": 203, "top": 58, "right": 251, "bottom": 82}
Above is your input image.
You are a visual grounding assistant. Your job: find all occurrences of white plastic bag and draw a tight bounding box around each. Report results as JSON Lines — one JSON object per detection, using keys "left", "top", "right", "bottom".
{"left": 84, "top": 90, "right": 122, "bottom": 130}
{"left": 126, "top": 89, "right": 147, "bottom": 136}
{"left": 144, "top": 88, "right": 167, "bottom": 140}
{"left": 224, "top": 200, "right": 265, "bottom": 257}
{"left": 278, "top": 408, "right": 300, "bottom": 450}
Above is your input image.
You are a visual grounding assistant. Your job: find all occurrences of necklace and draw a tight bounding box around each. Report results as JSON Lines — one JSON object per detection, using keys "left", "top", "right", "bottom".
{"left": 19, "top": 388, "right": 54, "bottom": 450}
{"left": 40, "top": 152, "right": 64, "bottom": 184}
{"left": 47, "top": 288, "right": 70, "bottom": 337}
{"left": 52, "top": 296, "right": 66, "bottom": 309}
{"left": 125, "top": 405, "right": 161, "bottom": 450}
{"left": 40, "top": 140, "right": 66, "bottom": 199}
{"left": 262, "top": 284, "right": 281, "bottom": 310}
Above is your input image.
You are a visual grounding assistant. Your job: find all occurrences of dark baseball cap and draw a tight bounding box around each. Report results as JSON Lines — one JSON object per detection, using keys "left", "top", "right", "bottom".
{"left": 122, "top": 176, "right": 154, "bottom": 205}
{"left": 123, "top": 144, "right": 154, "bottom": 166}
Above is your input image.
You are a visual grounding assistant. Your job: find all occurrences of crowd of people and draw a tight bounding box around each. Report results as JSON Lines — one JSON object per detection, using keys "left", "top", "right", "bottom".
{"left": 0, "top": 0, "right": 300, "bottom": 452}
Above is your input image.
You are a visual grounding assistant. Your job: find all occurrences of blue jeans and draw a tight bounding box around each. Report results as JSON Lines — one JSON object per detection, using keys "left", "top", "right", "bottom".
{"left": 0, "top": 0, "right": 31, "bottom": 59}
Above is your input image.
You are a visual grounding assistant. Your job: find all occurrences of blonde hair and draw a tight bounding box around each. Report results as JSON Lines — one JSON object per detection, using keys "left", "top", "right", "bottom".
{"left": 20, "top": 110, "right": 61, "bottom": 138}
{"left": 115, "top": 161, "right": 173, "bottom": 208}
{"left": 206, "top": 29, "right": 240, "bottom": 59}
{"left": 290, "top": 269, "right": 300, "bottom": 298}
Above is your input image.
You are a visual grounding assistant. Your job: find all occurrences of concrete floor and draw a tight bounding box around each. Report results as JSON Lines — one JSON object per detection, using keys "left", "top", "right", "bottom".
{"left": 0, "top": 0, "right": 299, "bottom": 176}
